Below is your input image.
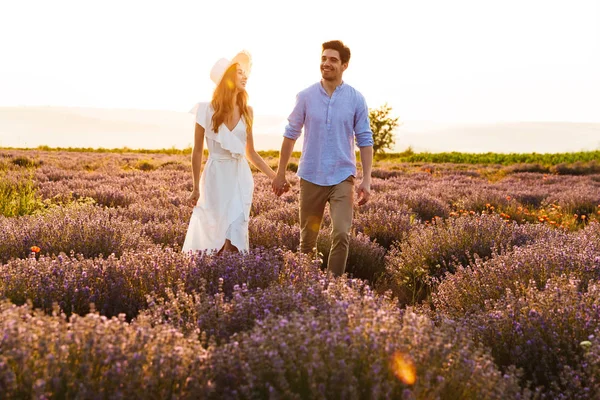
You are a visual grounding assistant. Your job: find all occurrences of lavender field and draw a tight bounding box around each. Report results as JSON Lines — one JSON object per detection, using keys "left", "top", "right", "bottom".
{"left": 1, "top": 149, "right": 600, "bottom": 399}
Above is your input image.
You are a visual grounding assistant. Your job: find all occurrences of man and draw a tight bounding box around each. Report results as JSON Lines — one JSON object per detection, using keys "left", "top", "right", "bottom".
{"left": 272, "top": 40, "right": 374, "bottom": 277}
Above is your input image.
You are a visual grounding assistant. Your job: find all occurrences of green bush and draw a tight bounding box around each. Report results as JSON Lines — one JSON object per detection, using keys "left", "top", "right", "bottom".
{"left": 0, "top": 172, "right": 44, "bottom": 217}
{"left": 383, "top": 214, "right": 550, "bottom": 305}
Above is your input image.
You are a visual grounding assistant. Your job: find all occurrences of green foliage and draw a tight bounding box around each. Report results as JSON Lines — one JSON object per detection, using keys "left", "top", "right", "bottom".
{"left": 3, "top": 146, "right": 597, "bottom": 170}
{"left": 387, "top": 150, "right": 600, "bottom": 167}
{"left": 369, "top": 103, "right": 400, "bottom": 155}
{"left": 0, "top": 172, "right": 44, "bottom": 217}
{"left": 135, "top": 159, "right": 157, "bottom": 171}
{"left": 11, "top": 156, "right": 41, "bottom": 168}
{"left": 286, "top": 162, "right": 298, "bottom": 172}
{"left": 383, "top": 214, "right": 549, "bottom": 305}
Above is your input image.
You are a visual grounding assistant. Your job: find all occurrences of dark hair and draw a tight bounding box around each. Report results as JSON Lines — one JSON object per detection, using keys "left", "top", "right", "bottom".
{"left": 322, "top": 40, "right": 351, "bottom": 64}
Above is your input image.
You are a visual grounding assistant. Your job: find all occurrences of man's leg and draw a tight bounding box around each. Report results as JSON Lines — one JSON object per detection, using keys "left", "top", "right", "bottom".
{"left": 327, "top": 176, "right": 355, "bottom": 276}
{"left": 299, "top": 179, "right": 328, "bottom": 256}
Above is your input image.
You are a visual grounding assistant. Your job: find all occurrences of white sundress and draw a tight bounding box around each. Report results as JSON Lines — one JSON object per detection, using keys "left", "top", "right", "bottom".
{"left": 182, "top": 102, "right": 254, "bottom": 253}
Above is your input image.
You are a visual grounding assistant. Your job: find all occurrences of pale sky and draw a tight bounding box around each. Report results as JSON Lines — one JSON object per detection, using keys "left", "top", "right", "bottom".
{"left": 1, "top": 0, "right": 599, "bottom": 123}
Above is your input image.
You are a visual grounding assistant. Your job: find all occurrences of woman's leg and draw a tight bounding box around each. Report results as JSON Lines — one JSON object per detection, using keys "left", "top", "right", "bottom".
{"left": 217, "top": 239, "right": 239, "bottom": 255}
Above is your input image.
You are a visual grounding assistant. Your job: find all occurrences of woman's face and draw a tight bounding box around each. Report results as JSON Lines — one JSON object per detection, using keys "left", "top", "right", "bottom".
{"left": 234, "top": 65, "right": 247, "bottom": 91}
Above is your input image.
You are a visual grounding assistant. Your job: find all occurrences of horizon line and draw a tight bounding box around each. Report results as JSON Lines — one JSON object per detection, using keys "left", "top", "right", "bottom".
{"left": 2, "top": 105, "right": 600, "bottom": 125}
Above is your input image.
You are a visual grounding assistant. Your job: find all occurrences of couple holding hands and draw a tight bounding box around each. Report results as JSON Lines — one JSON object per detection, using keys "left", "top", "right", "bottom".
{"left": 182, "top": 40, "right": 374, "bottom": 277}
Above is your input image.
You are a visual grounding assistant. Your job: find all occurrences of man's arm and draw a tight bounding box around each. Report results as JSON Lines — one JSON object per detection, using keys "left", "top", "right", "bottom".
{"left": 273, "top": 92, "right": 304, "bottom": 196}
{"left": 273, "top": 137, "right": 296, "bottom": 196}
{"left": 357, "top": 145, "right": 373, "bottom": 205}
{"left": 354, "top": 94, "right": 374, "bottom": 205}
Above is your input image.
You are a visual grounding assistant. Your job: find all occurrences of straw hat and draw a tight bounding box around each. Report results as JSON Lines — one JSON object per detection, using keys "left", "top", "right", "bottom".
{"left": 210, "top": 50, "right": 252, "bottom": 86}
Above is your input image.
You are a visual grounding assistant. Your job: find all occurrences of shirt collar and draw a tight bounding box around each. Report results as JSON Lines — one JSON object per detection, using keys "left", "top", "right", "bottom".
{"left": 319, "top": 80, "right": 345, "bottom": 95}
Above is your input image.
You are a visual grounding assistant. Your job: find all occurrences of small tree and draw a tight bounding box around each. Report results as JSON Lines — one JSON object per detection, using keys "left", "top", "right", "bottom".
{"left": 369, "top": 103, "right": 400, "bottom": 155}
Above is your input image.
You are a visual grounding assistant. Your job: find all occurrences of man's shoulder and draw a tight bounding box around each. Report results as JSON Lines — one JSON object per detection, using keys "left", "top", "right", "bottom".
{"left": 298, "top": 82, "right": 321, "bottom": 96}
{"left": 341, "top": 83, "right": 365, "bottom": 99}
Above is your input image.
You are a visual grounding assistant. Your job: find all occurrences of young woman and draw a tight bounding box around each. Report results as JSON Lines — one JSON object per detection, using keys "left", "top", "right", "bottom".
{"left": 183, "top": 51, "right": 285, "bottom": 254}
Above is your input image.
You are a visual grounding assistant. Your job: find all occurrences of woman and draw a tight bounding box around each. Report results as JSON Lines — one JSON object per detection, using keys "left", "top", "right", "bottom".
{"left": 183, "top": 50, "right": 285, "bottom": 254}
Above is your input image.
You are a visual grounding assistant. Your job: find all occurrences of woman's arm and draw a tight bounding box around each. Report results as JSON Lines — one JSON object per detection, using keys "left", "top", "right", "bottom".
{"left": 188, "top": 122, "right": 205, "bottom": 205}
{"left": 245, "top": 107, "right": 276, "bottom": 180}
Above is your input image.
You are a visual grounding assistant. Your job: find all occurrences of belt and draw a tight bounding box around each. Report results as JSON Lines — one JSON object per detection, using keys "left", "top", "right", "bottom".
{"left": 208, "top": 153, "right": 242, "bottom": 161}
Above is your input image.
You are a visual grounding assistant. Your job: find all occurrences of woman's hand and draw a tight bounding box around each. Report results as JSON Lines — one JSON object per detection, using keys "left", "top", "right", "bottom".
{"left": 188, "top": 189, "right": 200, "bottom": 206}
{"left": 272, "top": 175, "right": 291, "bottom": 197}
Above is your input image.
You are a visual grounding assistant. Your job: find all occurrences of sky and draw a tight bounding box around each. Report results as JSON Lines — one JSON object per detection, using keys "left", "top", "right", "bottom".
{"left": 1, "top": 0, "right": 600, "bottom": 123}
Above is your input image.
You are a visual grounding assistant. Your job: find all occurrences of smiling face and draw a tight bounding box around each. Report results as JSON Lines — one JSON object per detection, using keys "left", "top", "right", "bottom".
{"left": 320, "top": 49, "right": 348, "bottom": 82}
{"left": 234, "top": 64, "right": 247, "bottom": 92}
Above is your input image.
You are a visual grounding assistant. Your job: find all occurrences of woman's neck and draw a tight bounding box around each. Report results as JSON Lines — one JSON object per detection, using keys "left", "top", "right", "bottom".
{"left": 230, "top": 93, "right": 238, "bottom": 110}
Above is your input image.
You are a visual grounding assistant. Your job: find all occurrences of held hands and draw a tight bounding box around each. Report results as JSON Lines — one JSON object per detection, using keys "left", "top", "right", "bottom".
{"left": 356, "top": 179, "right": 371, "bottom": 206}
{"left": 272, "top": 174, "right": 291, "bottom": 197}
{"left": 188, "top": 189, "right": 200, "bottom": 206}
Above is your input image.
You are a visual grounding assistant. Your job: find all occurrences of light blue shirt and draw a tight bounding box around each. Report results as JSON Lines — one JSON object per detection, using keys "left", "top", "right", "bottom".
{"left": 284, "top": 81, "right": 374, "bottom": 186}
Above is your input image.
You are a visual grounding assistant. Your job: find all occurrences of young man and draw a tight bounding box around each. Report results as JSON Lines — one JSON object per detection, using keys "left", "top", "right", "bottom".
{"left": 272, "top": 40, "right": 374, "bottom": 276}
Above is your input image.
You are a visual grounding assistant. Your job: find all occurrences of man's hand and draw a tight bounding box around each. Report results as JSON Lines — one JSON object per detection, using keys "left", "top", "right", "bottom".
{"left": 188, "top": 189, "right": 200, "bottom": 206}
{"left": 356, "top": 179, "right": 371, "bottom": 206}
{"left": 272, "top": 175, "right": 290, "bottom": 197}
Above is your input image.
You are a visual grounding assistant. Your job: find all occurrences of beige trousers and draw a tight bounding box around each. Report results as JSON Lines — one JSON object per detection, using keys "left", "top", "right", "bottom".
{"left": 299, "top": 175, "right": 354, "bottom": 276}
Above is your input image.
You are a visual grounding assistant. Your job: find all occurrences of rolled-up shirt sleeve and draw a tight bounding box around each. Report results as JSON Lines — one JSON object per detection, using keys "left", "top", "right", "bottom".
{"left": 354, "top": 95, "right": 374, "bottom": 148}
{"left": 283, "top": 92, "right": 305, "bottom": 140}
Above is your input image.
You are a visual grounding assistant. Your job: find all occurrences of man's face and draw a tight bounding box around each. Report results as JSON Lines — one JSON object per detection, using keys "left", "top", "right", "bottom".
{"left": 320, "top": 49, "right": 347, "bottom": 81}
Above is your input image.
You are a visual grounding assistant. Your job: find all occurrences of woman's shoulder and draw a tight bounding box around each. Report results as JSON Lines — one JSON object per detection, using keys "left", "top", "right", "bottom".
{"left": 190, "top": 102, "right": 214, "bottom": 130}
{"left": 189, "top": 101, "right": 214, "bottom": 116}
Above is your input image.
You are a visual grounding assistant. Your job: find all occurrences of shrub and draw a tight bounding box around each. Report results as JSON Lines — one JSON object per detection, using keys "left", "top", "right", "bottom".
{"left": 318, "top": 231, "right": 387, "bottom": 281}
{"left": 0, "top": 246, "right": 185, "bottom": 318}
{"left": 551, "top": 160, "right": 600, "bottom": 175}
{"left": 433, "top": 227, "right": 600, "bottom": 318}
{"left": 455, "top": 189, "right": 512, "bottom": 213}
{"left": 0, "top": 246, "right": 290, "bottom": 320}
{"left": 578, "top": 329, "right": 600, "bottom": 397}
{"left": 205, "top": 281, "right": 525, "bottom": 399}
{"left": 87, "top": 185, "right": 137, "bottom": 207}
{"left": 0, "top": 301, "right": 209, "bottom": 399}
{"left": 505, "top": 163, "right": 550, "bottom": 174}
{"left": 0, "top": 171, "right": 44, "bottom": 217}
{"left": 135, "top": 159, "right": 157, "bottom": 171}
{"left": 0, "top": 203, "right": 147, "bottom": 263}
{"left": 249, "top": 216, "right": 300, "bottom": 250}
{"left": 143, "top": 253, "right": 327, "bottom": 344}
{"left": 260, "top": 202, "right": 299, "bottom": 226}
{"left": 11, "top": 156, "right": 41, "bottom": 168}
{"left": 544, "top": 187, "right": 600, "bottom": 219}
{"left": 398, "top": 190, "right": 451, "bottom": 221}
{"left": 141, "top": 218, "right": 188, "bottom": 246}
{"left": 182, "top": 247, "right": 290, "bottom": 298}
{"left": 466, "top": 276, "right": 600, "bottom": 397}
{"left": 353, "top": 204, "right": 414, "bottom": 249}
{"left": 384, "top": 214, "right": 552, "bottom": 305}
{"left": 371, "top": 168, "right": 403, "bottom": 179}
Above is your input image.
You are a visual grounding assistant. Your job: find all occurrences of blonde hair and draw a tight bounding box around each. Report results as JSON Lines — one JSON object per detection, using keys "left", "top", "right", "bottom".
{"left": 210, "top": 63, "right": 252, "bottom": 134}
